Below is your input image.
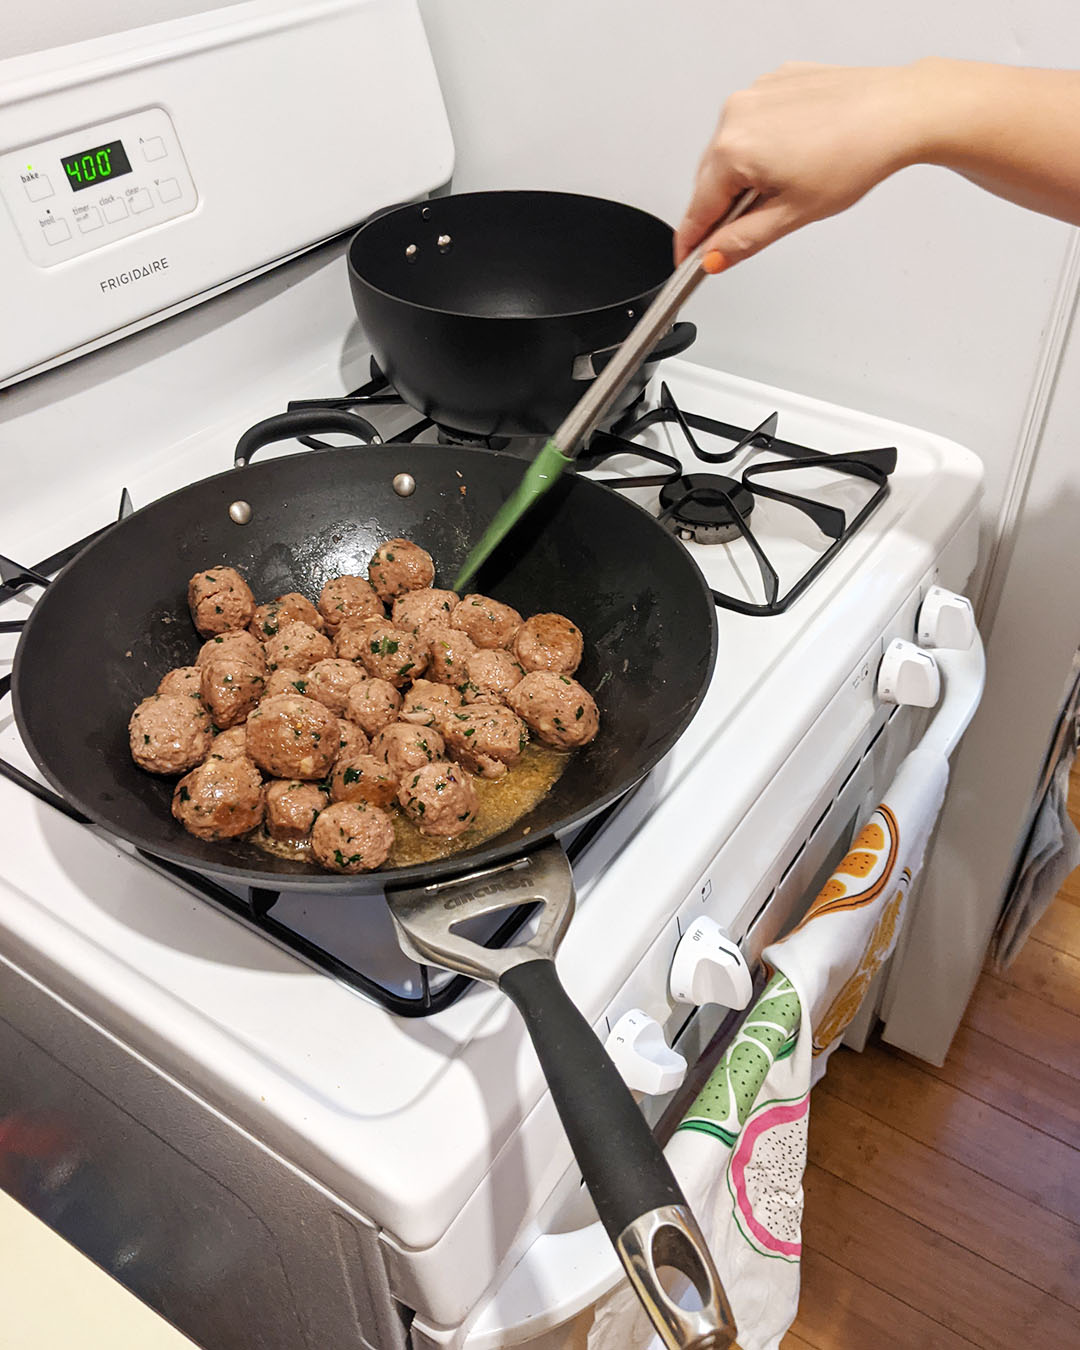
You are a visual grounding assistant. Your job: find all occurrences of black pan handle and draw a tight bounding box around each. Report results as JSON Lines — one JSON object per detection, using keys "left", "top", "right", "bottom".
{"left": 234, "top": 410, "right": 382, "bottom": 466}
{"left": 500, "top": 957, "right": 738, "bottom": 1349}
{"left": 573, "top": 321, "right": 697, "bottom": 382}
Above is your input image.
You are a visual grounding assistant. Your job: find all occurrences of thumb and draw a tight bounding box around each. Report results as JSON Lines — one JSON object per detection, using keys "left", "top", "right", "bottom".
{"left": 698, "top": 196, "right": 795, "bottom": 270}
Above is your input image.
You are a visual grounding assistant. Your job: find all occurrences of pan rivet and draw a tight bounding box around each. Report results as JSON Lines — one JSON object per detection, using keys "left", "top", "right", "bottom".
{"left": 393, "top": 473, "right": 417, "bottom": 497}
{"left": 405, "top": 243, "right": 418, "bottom": 262}
{"left": 229, "top": 500, "right": 253, "bottom": 525}
{"left": 421, "top": 206, "right": 432, "bottom": 220}
{"left": 437, "top": 233, "right": 452, "bottom": 253}
{"left": 627, "top": 308, "right": 635, "bottom": 318}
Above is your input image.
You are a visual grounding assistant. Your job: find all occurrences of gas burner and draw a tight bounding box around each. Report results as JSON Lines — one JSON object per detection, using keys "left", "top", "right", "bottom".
{"left": 659, "top": 473, "right": 754, "bottom": 545}
{"left": 435, "top": 424, "right": 511, "bottom": 452}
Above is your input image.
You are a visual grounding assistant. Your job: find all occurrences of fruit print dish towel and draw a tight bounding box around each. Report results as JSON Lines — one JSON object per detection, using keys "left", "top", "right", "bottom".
{"left": 588, "top": 745, "right": 949, "bottom": 1350}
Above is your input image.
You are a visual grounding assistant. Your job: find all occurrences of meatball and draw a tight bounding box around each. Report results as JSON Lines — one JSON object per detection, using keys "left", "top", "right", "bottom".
{"left": 334, "top": 717, "right": 371, "bottom": 762}
{"left": 318, "top": 575, "right": 384, "bottom": 632}
{"left": 333, "top": 616, "right": 385, "bottom": 663}
{"left": 392, "top": 588, "right": 459, "bottom": 633}
{"left": 344, "top": 678, "right": 403, "bottom": 737}
{"left": 507, "top": 672, "right": 600, "bottom": 750}
{"left": 330, "top": 754, "right": 398, "bottom": 808}
{"left": 172, "top": 756, "right": 264, "bottom": 840}
{"left": 196, "top": 628, "right": 266, "bottom": 672}
{"left": 207, "top": 726, "right": 249, "bottom": 761}
{"left": 421, "top": 623, "right": 477, "bottom": 685}
{"left": 441, "top": 702, "right": 527, "bottom": 780}
{"left": 398, "top": 761, "right": 478, "bottom": 838}
{"left": 188, "top": 566, "right": 255, "bottom": 637}
{"left": 245, "top": 694, "right": 338, "bottom": 780}
{"left": 251, "top": 592, "right": 323, "bottom": 641}
{"left": 355, "top": 623, "right": 429, "bottom": 687}
{"left": 264, "top": 780, "right": 328, "bottom": 842}
{"left": 311, "top": 801, "right": 394, "bottom": 873}
{"left": 200, "top": 656, "right": 266, "bottom": 730}
{"left": 129, "top": 694, "right": 212, "bottom": 775}
{"left": 264, "top": 620, "right": 333, "bottom": 673}
{"left": 368, "top": 538, "right": 435, "bottom": 603}
{"left": 450, "top": 594, "right": 522, "bottom": 650}
{"left": 512, "top": 613, "right": 583, "bottom": 676}
{"left": 305, "top": 658, "right": 367, "bottom": 716}
{"left": 370, "top": 722, "right": 445, "bottom": 778}
{"left": 400, "top": 679, "right": 464, "bottom": 727}
{"left": 463, "top": 650, "right": 525, "bottom": 705}
{"left": 157, "top": 665, "right": 204, "bottom": 702}
{"left": 263, "top": 666, "right": 311, "bottom": 699}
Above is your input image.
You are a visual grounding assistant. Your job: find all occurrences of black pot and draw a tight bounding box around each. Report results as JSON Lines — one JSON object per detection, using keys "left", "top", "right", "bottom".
{"left": 347, "top": 190, "right": 694, "bottom": 438}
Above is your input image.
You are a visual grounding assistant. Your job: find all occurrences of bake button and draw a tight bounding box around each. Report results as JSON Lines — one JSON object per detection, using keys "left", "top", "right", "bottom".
{"left": 41, "top": 217, "right": 71, "bottom": 246}
{"left": 102, "top": 199, "right": 128, "bottom": 223}
{"left": 24, "top": 174, "right": 53, "bottom": 202}
{"left": 77, "top": 207, "right": 103, "bottom": 233}
{"left": 129, "top": 189, "right": 152, "bottom": 214}
{"left": 157, "top": 177, "right": 182, "bottom": 204}
{"left": 142, "top": 136, "right": 166, "bottom": 161}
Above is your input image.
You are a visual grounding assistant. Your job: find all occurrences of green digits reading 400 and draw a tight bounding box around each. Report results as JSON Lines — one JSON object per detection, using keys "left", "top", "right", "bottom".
{"left": 61, "top": 139, "right": 133, "bottom": 193}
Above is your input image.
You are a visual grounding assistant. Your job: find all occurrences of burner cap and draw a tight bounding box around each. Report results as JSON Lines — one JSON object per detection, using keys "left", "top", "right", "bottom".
{"left": 659, "top": 474, "right": 754, "bottom": 544}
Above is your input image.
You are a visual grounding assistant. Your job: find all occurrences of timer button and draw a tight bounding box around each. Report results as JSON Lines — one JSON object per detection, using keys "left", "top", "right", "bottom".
{"left": 77, "top": 208, "right": 103, "bottom": 233}
{"left": 142, "top": 137, "right": 166, "bottom": 162}
{"left": 24, "top": 174, "right": 53, "bottom": 202}
{"left": 129, "top": 189, "right": 152, "bottom": 214}
{"left": 157, "top": 177, "right": 181, "bottom": 204}
{"left": 103, "top": 199, "right": 128, "bottom": 223}
{"left": 41, "top": 217, "right": 71, "bottom": 246}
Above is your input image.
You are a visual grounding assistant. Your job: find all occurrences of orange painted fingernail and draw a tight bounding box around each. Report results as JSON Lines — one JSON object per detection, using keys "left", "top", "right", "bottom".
{"left": 702, "top": 250, "right": 727, "bottom": 274}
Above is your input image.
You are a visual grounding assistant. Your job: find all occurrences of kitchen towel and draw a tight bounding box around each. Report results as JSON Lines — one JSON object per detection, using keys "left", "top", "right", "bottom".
{"left": 586, "top": 746, "right": 949, "bottom": 1350}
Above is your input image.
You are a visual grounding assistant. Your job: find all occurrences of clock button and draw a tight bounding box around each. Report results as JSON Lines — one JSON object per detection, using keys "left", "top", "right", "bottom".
{"left": 77, "top": 208, "right": 103, "bottom": 233}
{"left": 41, "top": 217, "right": 71, "bottom": 246}
{"left": 129, "top": 189, "right": 152, "bottom": 214}
{"left": 24, "top": 174, "right": 53, "bottom": 202}
{"left": 103, "top": 199, "right": 128, "bottom": 223}
{"left": 157, "top": 177, "right": 181, "bottom": 203}
{"left": 142, "top": 137, "right": 166, "bottom": 161}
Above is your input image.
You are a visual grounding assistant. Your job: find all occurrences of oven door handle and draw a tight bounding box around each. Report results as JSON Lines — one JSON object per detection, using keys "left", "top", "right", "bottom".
{"left": 914, "top": 633, "right": 985, "bottom": 761}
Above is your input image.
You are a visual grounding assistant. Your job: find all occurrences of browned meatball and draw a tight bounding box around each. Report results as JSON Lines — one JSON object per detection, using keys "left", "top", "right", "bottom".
{"left": 311, "top": 801, "right": 394, "bottom": 873}
{"left": 200, "top": 657, "right": 266, "bottom": 730}
{"left": 463, "top": 650, "right": 525, "bottom": 704}
{"left": 251, "top": 593, "right": 323, "bottom": 641}
{"left": 188, "top": 567, "right": 255, "bottom": 637}
{"left": 157, "top": 665, "right": 204, "bottom": 702}
{"left": 368, "top": 538, "right": 435, "bottom": 603}
{"left": 450, "top": 594, "right": 522, "bottom": 650}
{"left": 245, "top": 694, "right": 338, "bottom": 779}
{"left": 440, "top": 702, "right": 527, "bottom": 780}
{"left": 130, "top": 694, "right": 212, "bottom": 774}
{"left": 507, "top": 672, "right": 599, "bottom": 749}
{"left": 421, "top": 623, "right": 477, "bottom": 685}
{"left": 196, "top": 628, "right": 266, "bottom": 672}
{"left": 344, "top": 679, "right": 402, "bottom": 736}
{"left": 400, "top": 679, "right": 464, "bottom": 727}
{"left": 330, "top": 754, "right": 398, "bottom": 808}
{"left": 512, "top": 613, "right": 584, "bottom": 675}
{"left": 392, "top": 588, "right": 459, "bottom": 633}
{"left": 334, "top": 717, "right": 371, "bottom": 762}
{"left": 264, "top": 620, "right": 333, "bottom": 673}
{"left": 207, "top": 726, "right": 249, "bottom": 761}
{"left": 355, "top": 623, "right": 429, "bottom": 687}
{"left": 332, "top": 616, "right": 384, "bottom": 663}
{"left": 264, "top": 780, "right": 328, "bottom": 842}
{"left": 263, "top": 666, "right": 310, "bottom": 699}
{"left": 398, "top": 761, "right": 478, "bottom": 838}
{"left": 305, "top": 658, "right": 367, "bottom": 716}
{"left": 172, "top": 756, "right": 264, "bottom": 840}
{"left": 370, "top": 722, "right": 445, "bottom": 778}
{"left": 317, "top": 575, "right": 384, "bottom": 632}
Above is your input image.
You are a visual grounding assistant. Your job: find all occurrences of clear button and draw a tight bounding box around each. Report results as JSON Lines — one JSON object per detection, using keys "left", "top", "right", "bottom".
{"left": 102, "top": 199, "right": 128, "bottom": 223}
{"left": 129, "top": 189, "right": 152, "bottom": 214}
{"left": 77, "top": 207, "right": 103, "bottom": 233}
{"left": 157, "top": 177, "right": 181, "bottom": 204}
{"left": 24, "top": 174, "right": 53, "bottom": 202}
{"left": 41, "top": 217, "right": 71, "bottom": 246}
{"left": 142, "top": 137, "right": 166, "bottom": 161}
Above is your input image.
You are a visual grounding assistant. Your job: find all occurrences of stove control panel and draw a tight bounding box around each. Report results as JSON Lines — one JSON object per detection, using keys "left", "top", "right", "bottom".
{"left": 877, "top": 639, "right": 941, "bottom": 708}
{"left": 604, "top": 1009, "right": 687, "bottom": 1096}
{"left": 0, "top": 109, "right": 197, "bottom": 268}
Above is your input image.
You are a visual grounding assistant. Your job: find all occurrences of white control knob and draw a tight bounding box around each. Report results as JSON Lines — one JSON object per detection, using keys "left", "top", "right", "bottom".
{"left": 917, "top": 585, "right": 976, "bottom": 650}
{"left": 669, "top": 916, "right": 754, "bottom": 1009}
{"left": 877, "top": 639, "right": 941, "bottom": 708}
{"left": 604, "top": 1008, "right": 687, "bottom": 1096}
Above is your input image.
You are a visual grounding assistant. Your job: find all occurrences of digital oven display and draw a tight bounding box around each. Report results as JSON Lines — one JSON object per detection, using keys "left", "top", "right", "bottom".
{"left": 61, "top": 140, "right": 133, "bottom": 192}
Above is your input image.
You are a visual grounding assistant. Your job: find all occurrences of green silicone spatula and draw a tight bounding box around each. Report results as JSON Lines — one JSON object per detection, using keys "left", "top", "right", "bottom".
{"left": 453, "top": 189, "right": 758, "bottom": 593}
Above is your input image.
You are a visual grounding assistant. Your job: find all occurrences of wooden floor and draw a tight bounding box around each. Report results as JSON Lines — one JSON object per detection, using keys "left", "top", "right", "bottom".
{"left": 782, "top": 758, "right": 1080, "bottom": 1348}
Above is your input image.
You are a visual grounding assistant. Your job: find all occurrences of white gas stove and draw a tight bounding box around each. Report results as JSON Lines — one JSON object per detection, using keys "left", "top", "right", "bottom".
{"left": 0, "top": 5, "right": 983, "bottom": 1349}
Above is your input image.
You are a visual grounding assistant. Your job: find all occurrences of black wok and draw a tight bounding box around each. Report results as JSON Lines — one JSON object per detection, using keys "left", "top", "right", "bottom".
{"left": 348, "top": 190, "right": 696, "bottom": 438}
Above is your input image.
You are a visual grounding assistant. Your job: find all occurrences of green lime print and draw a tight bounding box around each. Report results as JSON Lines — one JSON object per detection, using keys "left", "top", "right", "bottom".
{"left": 677, "top": 972, "right": 800, "bottom": 1146}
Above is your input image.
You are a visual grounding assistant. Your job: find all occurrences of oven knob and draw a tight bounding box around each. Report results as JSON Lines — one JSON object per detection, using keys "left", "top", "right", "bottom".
{"left": 669, "top": 916, "right": 754, "bottom": 1009}
{"left": 917, "top": 585, "right": 976, "bottom": 650}
{"left": 604, "top": 1009, "right": 687, "bottom": 1096}
{"left": 877, "top": 639, "right": 941, "bottom": 708}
